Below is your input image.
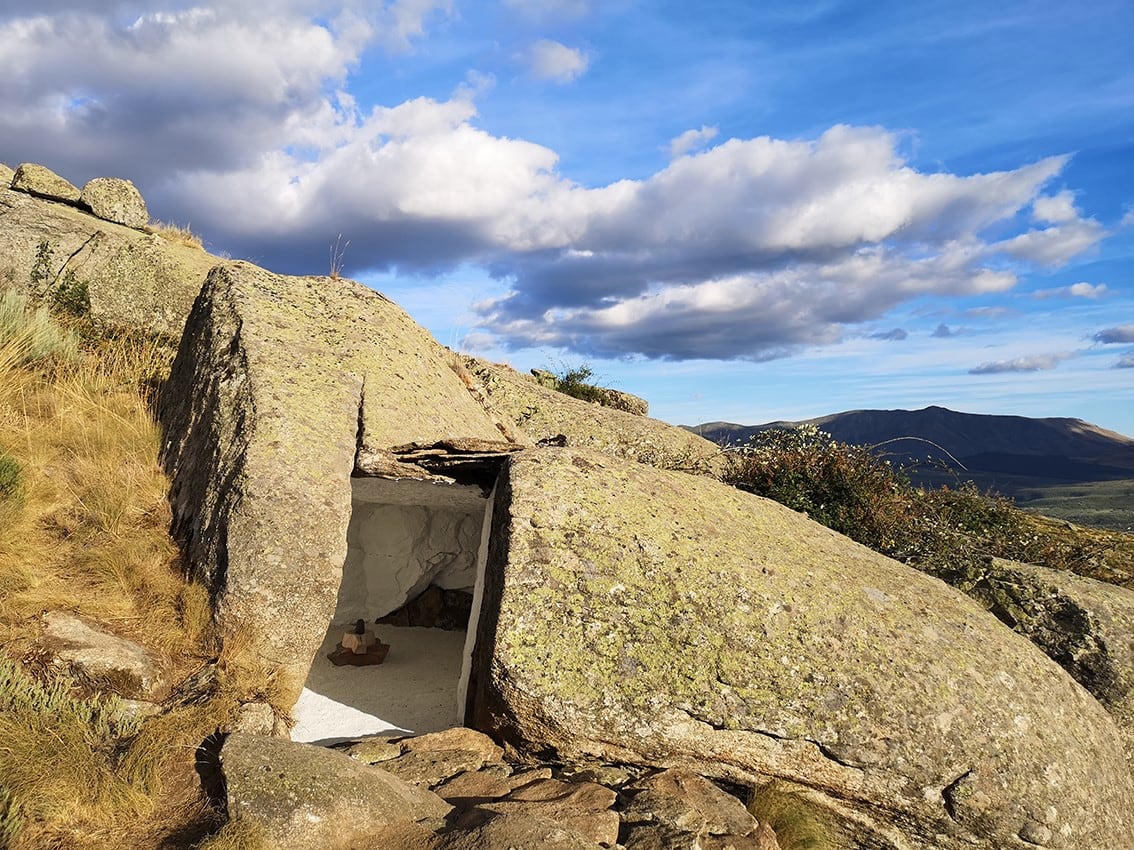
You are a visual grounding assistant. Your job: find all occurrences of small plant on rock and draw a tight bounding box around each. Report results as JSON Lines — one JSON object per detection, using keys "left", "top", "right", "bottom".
{"left": 549, "top": 362, "right": 608, "bottom": 404}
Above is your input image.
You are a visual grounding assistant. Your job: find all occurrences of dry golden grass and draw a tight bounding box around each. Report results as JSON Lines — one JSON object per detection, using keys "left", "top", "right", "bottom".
{"left": 0, "top": 339, "right": 207, "bottom": 658}
{"left": 146, "top": 220, "right": 205, "bottom": 250}
{"left": 0, "top": 294, "right": 267, "bottom": 846}
{"left": 194, "top": 817, "right": 268, "bottom": 850}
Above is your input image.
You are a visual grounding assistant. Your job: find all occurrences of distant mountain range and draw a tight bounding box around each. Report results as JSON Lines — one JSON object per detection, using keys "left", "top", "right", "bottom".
{"left": 685, "top": 406, "right": 1134, "bottom": 496}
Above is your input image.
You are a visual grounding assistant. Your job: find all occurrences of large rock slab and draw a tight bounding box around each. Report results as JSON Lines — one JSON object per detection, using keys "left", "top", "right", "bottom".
{"left": 466, "top": 448, "right": 1134, "bottom": 849}
{"left": 221, "top": 731, "right": 452, "bottom": 850}
{"left": 934, "top": 555, "right": 1134, "bottom": 769}
{"left": 464, "top": 357, "right": 721, "bottom": 474}
{"left": 0, "top": 183, "right": 216, "bottom": 335}
{"left": 0, "top": 163, "right": 14, "bottom": 187}
{"left": 160, "top": 263, "right": 507, "bottom": 704}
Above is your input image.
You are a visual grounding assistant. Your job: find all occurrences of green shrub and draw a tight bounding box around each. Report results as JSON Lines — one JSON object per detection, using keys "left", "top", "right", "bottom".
{"left": 0, "top": 653, "right": 146, "bottom": 845}
{"left": 722, "top": 424, "right": 1121, "bottom": 583}
{"left": 0, "top": 653, "right": 142, "bottom": 743}
{"left": 724, "top": 424, "right": 908, "bottom": 551}
{"left": 25, "top": 240, "right": 91, "bottom": 317}
{"left": 50, "top": 270, "right": 90, "bottom": 317}
{"left": 549, "top": 363, "right": 608, "bottom": 404}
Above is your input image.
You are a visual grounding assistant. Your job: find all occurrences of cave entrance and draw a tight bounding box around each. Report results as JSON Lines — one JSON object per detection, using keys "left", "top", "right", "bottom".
{"left": 291, "top": 472, "right": 496, "bottom": 744}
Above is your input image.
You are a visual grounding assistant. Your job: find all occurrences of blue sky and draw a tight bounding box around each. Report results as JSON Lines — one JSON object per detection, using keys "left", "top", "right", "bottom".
{"left": 3, "top": 0, "right": 1132, "bottom": 434}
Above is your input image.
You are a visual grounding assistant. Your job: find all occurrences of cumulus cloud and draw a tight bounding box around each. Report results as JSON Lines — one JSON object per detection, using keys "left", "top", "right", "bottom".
{"left": 669, "top": 125, "right": 718, "bottom": 158}
{"left": 1094, "top": 325, "right": 1134, "bottom": 344}
{"left": 1031, "top": 190, "right": 1079, "bottom": 224}
{"left": 0, "top": 7, "right": 1109, "bottom": 362}
{"left": 992, "top": 217, "right": 1105, "bottom": 266}
{"left": 1117, "top": 355, "right": 1134, "bottom": 369}
{"left": 1034, "top": 281, "right": 1108, "bottom": 299}
{"left": 525, "top": 39, "right": 589, "bottom": 82}
{"left": 0, "top": 2, "right": 450, "bottom": 182}
{"left": 932, "top": 324, "right": 959, "bottom": 338}
{"left": 969, "top": 353, "right": 1070, "bottom": 374}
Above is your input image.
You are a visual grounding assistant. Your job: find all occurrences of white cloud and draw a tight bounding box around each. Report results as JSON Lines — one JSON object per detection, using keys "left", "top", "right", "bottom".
{"left": 969, "top": 353, "right": 1071, "bottom": 374}
{"left": 163, "top": 119, "right": 1101, "bottom": 360}
{"left": 1031, "top": 189, "right": 1078, "bottom": 224}
{"left": 993, "top": 218, "right": 1105, "bottom": 266}
{"left": 1034, "top": 281, "right": 1108, "bottom": 299}
{"left": 669, "top": 125, "right": 718, "bottom": 158}
{"left": 0, "top": 8, "right": 1110, "bottom": 363}
{"left": 525, "top": 39, "right": 589, "bottom": 83}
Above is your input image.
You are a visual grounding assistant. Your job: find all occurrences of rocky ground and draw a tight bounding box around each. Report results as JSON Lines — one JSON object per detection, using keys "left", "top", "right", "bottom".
{"left": 220, "top": 726, "right": 786, "bottom": 849}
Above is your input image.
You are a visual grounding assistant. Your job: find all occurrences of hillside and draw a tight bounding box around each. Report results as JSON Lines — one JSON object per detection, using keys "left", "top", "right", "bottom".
{"left": 689, "top": 406, "right": 1134, "bottom": 530}
{"left": 5, "top": 165, "right": 1134, "bottom": 848}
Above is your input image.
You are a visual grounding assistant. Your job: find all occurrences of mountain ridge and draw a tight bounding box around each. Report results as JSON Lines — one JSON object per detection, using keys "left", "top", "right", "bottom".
{"left": 684, "top": 405, "right": 1134, "bottom": 494}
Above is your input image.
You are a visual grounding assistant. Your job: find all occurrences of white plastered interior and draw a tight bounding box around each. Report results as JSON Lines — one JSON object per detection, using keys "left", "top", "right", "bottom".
{"left": 291, "top": 476, "right": 492, "bottom": 744}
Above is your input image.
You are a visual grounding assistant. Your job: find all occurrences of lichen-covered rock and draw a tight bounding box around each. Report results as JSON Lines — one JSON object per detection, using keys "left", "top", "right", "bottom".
{"left": 930, "top": 555, "right": 1134, "bottom": 769}
{"left": 11, "top": 163, "right": 81, "bottom": 203}
{"left": 160, "top": 263, "right": 507, "bottom": 704}
{"left": 38, "top": 611, "right": 166, "bottom": 699}
{"left": 436, "top": 813, "right": 606, "bottom": 850}
{"left": 0, "top": 183, "right": 215, "bottom": 335}
{"left": 472, "top": 777, "right": 620, "bottom": 845}
{"left": 0, "top": 163, "right": 14, "bottom": 187}
{"left": 220, "top": 732, "right": 452, "bottom": 850}
{"left": 467, "top": 448, "right": 1134, "bottom": 849}
{"left": 465, "top": 357, "right": 720, "bottom": 474}
{"left": 595, "top": 385, "right": 649, "bottom": 415}
{"left": 80, "top": 176, "right": 148, "bottom": 228}
{"left": 621, "top": 769, "right": 759, "bottom": 838}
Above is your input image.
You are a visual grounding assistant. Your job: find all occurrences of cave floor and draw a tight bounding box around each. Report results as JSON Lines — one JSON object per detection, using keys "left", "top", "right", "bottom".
{"left": 291, "top": 623, "right": 467, "bottom": 744}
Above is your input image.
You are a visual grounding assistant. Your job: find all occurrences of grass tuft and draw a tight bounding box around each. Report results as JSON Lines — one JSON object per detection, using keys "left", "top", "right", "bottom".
{"left": 748, "top": 781, "right": 839, "bottom": 850}
{"left": 146, "top": 221, "right": 205, "bottom": 250}
{"left": 194, "top": 816, "right": 268, "bottom": 850}
{"left": 1, "top": 287, "right": 80, "bottom": 367}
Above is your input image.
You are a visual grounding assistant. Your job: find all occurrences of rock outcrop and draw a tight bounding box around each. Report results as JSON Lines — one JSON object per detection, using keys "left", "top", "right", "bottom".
{"left": 160, "top": 263, "right": 509, "bottom": 705}
{"left": 221, "top": 731, "right": 453, "bottom": 850}
{"left": 0, "top": 172, "right": 216, "bottom": 335}
{"left": 466, "top": 447, "right": 1134, "bottom": 848}
{"left": 79, "top": 176, "right": 149, "bottom": 228}
{"left": 11, "top": 163, "right": 81, "bottom": 203}
{"left": 929, "top": 555, "right": 1134, "bottom": 768}
{"left": 225, "top": 729, "right": 780, "bottom": 850}
{"left": 465, "top": 357, "right": 721, "bottom": 474}
{"left": 37, "top": 611, "right": 166, "bottom": 700}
